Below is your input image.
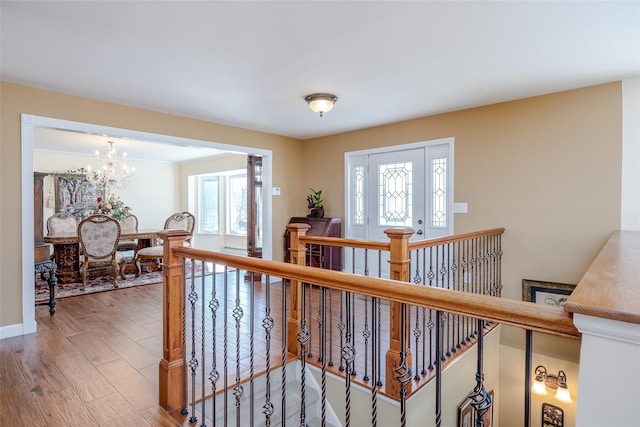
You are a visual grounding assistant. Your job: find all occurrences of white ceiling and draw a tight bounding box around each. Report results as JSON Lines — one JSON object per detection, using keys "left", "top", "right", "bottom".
{"left": 2, "top": 0, "right": 639, "bottom": 151}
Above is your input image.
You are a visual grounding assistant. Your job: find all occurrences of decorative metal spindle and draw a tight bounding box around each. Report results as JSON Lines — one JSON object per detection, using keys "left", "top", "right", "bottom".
{"left": 370, "top": 295, "right": 379, "bottom": 426}
{"left": 343, "top": 292, "right": 356, "bottom": 427}
{"left": 421, "top": 307, "right": 427, "bottom": 376}
{"left": 395, "top": 303, "right": 411, "bottom": 427}
{"left": 363, "top": 294, "right": 370, "bottom": 382}
{"left": 524, "top": 329, "right": 532, "bottom": 427}
{"left": 456, "top": 242, "right": 463, "bottom": 349}
{"left": 298, "top": 282, "right": 310, "bottom": 427}
{"left": 317, "top": 283, "right": 323, "bottom": 362}
{"left": 413, "top": 305, "right": 421, "bottom": 380}
{"left": 427, "top": 309, "right": 435, "bottom": 371}
{"left": 440, "top": 247, "right": 451, "bottom": 359}
{"left": 412, "top": 250, "right": 422, "bottom": 380}
{"left": 329, "top": 289, "right": 334, "bottom": 367}
{"left": 187, "top": 262, "right": 199, "bottom": 424}
{"left": 209, "top": 262, "right": 220, "bottom": 427}
{"left": 338, "top": 291, "right": 345, "bottom": 371}
{"left": 435, "top": 310, "right": 444, "bottom": 427}
{"left": 320, "top": 286, "right": 328, "bottom": 426}
{"left": 307, "top": 282, "right": 313, "bottom": 359}
{"left": 199, "top": 262, "right": 207, "bottom": 427}
{"left": 281, "top": 279, "right": 287, "bottom": 424}
{"left": 181, "top": 259, "right": 188, "bottom": 416}
{"left": 350, "top": 289, "right": 357, "bottom": 377}
{"left": 223, "top": 268, "right": 229, "bottom": 426}
{"left": 262, "top": 274, "right": 274, "bottom": 426}
{"left": 249, "top": 271, "right": 255, "bottom": 426}
{"left": 377, "top": 251, "right": 382, "bottom": 387}
{"left": 233, "top": 269, "right": 244, "bottom": 425}
{"left": 468, "top": 318, "right": 492, "bottom": 427}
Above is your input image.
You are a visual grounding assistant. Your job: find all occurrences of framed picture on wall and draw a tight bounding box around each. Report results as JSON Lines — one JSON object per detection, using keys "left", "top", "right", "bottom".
{"left": 54, "top": 172, "right": 103, "bottom": 223}
{"left": 542, "top": 402, "right": 564, "bottom": 427}
{"left": 522, "top": 279, "right": 576, "bottom": 307}
{"left": 458, "top": 397, "right": 475, "bottom": 427}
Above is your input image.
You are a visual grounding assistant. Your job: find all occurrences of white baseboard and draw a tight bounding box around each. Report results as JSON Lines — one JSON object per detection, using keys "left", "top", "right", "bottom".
{"left": 0, "top": 319, "right": 37, "bottom": 340}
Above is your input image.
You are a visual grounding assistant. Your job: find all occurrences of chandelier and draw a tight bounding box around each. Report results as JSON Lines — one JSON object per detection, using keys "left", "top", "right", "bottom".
{"left": 85, "top": 140, "right": 135, "bottom": 191}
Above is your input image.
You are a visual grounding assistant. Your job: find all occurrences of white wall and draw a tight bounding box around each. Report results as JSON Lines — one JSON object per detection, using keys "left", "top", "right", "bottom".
{"left": 179, "top": 152, "right": 248, "bottom": 252}
{"left": 34, "top": 150, "right": 179, "bottom": 233}
{"left": 621, "top": 77, "right": 640, "bottom": 231}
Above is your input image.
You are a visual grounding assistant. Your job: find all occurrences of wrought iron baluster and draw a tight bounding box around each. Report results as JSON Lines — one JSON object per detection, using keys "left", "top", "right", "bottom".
{"left": 395, "top": 303, "right": 411, "bottom": 427}
{"left": 338, "top": 290, "right": 345, "bottom": 372}
{"left": 262, "top": 274, "right": 274, "bottom": 426}
{"left": 412, "top": 249, "right": 422, "bottom": 380}
{"left": 320, "top": 286, "right": 328, "bottom": 426}
{"left": 363, "top": 294, "right": 370, "bottom": 382}
{"left": 181, "top": 259, "right": 188, "bottom": 416}
{"left": 223, "top": 267, "right": 229, "bottom": 427}
{"left": 343, "top": 291, "right": 356, "bottom": 427}
{"left": 199, "top": 261, "right": 206, "bottom": 427}
{"left": 468, "top": 318, "right": 492, "bottom": 427}
{"left": 281, "top": 279, "right": 287, "bottom": 426}
{"left": 233, "top": 269, "right": 244, "bottom": 427}
{"left": 371, "top": 295, "right": 379, "bottom": 426}
{"left": 249, "top": 271, "right": 255, "bottom": 426}
{"left": 187, "top": 261, "right": 199, "bottom": 424}
{"left": 209, "top": 262, "right": 220, "bottom": 427}
{"left": 298, "top": 281, "right": 310, "bottom": 427}
{"left": 307, "top": 282, "right": 314, "bottom": 359}
{"left": 328, "top": 289, "right": 334, "bottom": 367}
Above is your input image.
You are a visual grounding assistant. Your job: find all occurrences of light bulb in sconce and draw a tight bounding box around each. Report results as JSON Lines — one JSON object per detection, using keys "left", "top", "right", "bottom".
{"left": 532, "top": 366, "right": 549, "bottom": 395}
{"left": 554, "top": 371, "right": 572, "bottom": 403}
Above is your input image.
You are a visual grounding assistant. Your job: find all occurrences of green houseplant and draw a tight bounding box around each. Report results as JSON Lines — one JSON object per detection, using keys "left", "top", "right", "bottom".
{"left": 307, "top": 188, "right": 324, "bottom": 218}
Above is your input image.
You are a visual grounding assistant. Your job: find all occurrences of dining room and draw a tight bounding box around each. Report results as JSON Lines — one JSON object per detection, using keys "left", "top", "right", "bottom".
{"left": 33, "top": 129, "right": 251, "bottom": 304}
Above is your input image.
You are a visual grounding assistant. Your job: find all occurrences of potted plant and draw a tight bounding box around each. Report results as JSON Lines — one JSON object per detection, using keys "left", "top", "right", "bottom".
{"left": 307, "top": 188, "right": 324, "bottom": 218}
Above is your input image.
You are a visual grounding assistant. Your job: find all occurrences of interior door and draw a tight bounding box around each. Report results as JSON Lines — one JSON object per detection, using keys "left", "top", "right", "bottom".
{"left": 246, "top": 155, "right": 262, "bottom": 281}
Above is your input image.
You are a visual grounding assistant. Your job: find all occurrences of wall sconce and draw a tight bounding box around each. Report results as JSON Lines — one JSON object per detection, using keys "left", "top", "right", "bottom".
{"left": 532, "top": 365, "right": 572, "bottom": 403}
{"left": 305, "top": 93, "right": 338, "bottom": 117}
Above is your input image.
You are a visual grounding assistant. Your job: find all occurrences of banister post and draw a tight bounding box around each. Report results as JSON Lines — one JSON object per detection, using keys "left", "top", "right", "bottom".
{"left": 286, "top": 223, "right": 310, "bottom": 356}
{"left": 158, "top": 229, "right": 189, "bottom": 413}
{"left": 384, "top": 227, "right": 415, "bottom": 398}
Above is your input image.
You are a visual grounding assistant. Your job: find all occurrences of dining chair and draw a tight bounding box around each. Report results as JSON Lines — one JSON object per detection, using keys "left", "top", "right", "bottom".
{"left": 117, "top": 213, "right": 139, "bottom": 254}
{"left": 78, "top": 214, "right": 126, "bottom": 290}
{"left": 134, "top": 211, "right": 195, "bottom": 276}
{"left": 46, "top": 212, "right": 78, "bottom": 237}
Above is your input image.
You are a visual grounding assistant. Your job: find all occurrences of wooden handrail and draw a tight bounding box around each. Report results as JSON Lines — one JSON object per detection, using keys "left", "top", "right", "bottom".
{"left": 408, "top": 227, "right": 506, "bottom": 250}
{"left": 299, "top": 235, "right": 391, "bottom": 251}
{"left": 172, "top": 246, "right": 579, "bottom": 339}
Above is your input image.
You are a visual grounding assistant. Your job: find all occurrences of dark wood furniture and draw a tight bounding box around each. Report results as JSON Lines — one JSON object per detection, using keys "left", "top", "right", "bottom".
{"left": 45, "top": 230, "right": 158, "bottom": 283}
{"left": 284, "top": 217, "right": 342, "bottom": 271}
{"left": 34, "top": 172, "right": 57, "bottom": 314}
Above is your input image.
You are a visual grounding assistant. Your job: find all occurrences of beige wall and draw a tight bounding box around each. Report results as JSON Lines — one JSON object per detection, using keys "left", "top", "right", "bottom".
{"left": 0, "top": 81, "right": 303, "bottom": 328}
{"left": 302, "top": 82, "right": 622, "bottom": 301}
{"left": 0, "top": 81, "right": 623, "bottom": 334}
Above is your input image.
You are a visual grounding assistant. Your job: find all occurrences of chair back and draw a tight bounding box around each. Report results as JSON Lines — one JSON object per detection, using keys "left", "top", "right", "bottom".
{"left": 119, "top": 214, "right": 138, "bottom": 234}
{"left": 47, "top": 213, "right": 78, "bottom": 236}
{"left": 164, "top": 212, "right": 195, "bottom": 244}
{"left": 78, "top": 215, "right": 121, "bottom": 262}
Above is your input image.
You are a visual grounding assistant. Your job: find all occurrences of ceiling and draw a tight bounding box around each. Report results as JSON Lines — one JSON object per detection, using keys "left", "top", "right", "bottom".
{"left": 2, "top": 0, "right": 639, "bottom": 151}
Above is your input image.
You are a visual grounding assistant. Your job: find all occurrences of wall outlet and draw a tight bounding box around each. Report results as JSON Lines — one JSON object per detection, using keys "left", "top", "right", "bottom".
{"left": 272, "top": 187, "right": 281, "bottom": 196}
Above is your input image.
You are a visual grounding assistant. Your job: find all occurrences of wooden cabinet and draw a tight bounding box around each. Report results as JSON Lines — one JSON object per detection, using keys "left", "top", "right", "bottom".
{"left": 284, "top": 217, "right": 342, "bottom": 271}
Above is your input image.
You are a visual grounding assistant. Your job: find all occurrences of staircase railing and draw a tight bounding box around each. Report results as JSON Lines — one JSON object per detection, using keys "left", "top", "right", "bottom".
{"left": 157, "top": 229, "right": 578, "bottom": 427}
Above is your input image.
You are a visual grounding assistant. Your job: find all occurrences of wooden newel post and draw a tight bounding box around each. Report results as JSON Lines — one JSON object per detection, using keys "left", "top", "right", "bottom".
{"left": 384, "top": 227, "right": 415, "bottom": 398}
{"left": 286, "top": 223, "right": 310, "bottom": 356}
{"left": 158, "top": 229, "right": 190, "bottom": 412}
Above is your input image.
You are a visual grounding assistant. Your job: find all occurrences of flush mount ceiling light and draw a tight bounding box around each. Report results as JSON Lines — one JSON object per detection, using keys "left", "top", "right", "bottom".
{"left": 305, "top": 93, "right": 338, "bottom": 117}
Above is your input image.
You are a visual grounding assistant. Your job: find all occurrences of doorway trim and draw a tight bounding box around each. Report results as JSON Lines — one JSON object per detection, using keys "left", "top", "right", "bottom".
{"left": 20, "top": 114, "right": 273, "bottom": 336}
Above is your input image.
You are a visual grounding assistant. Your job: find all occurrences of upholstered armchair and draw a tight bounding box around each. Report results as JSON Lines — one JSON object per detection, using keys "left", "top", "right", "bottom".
{"left": 134, "top": 212, "right": 195, "bottom": 276}
{"left": 78, "top": 214, "right": 126, "bottom": 290}
{"left": 47, "top": 212, "right": 78, "bottom": 237}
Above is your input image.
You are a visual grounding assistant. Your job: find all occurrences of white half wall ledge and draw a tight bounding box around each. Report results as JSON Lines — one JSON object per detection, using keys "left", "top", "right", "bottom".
{"left": 573, "top": 313, "right": 640, "bottom": 345}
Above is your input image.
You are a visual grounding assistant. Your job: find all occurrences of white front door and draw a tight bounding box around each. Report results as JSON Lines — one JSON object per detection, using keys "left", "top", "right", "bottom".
{"left": 345, "top": 140, "right": 453, "bottom": 277}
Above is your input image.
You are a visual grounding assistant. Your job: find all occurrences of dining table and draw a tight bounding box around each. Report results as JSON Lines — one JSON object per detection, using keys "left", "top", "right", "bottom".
{"left": 44, "top": 229, "right": 159, "bottom": 284}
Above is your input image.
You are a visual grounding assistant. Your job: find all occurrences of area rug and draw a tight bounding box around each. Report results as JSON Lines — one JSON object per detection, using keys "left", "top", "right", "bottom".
{"left": 35, "top": 271, "right": 164, "bottom": 303}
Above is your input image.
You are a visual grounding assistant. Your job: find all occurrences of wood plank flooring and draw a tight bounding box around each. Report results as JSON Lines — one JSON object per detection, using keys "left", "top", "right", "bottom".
{"left": 0, "top": 283, "right": 179, "bottom": 427}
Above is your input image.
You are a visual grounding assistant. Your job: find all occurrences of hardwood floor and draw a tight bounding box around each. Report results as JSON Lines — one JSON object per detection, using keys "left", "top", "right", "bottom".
{"left": 0, "top": 283, "right": 179, "bottom": 427}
